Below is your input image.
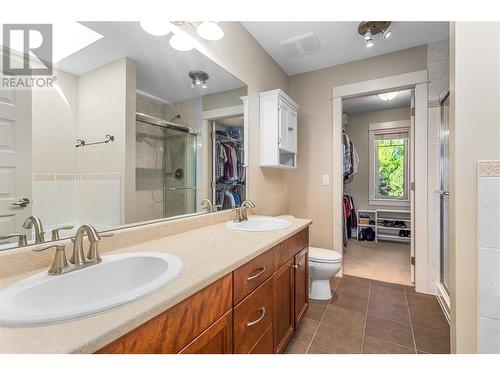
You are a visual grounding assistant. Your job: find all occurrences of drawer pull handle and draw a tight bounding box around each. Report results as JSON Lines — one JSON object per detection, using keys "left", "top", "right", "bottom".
{"left": 247, "top": 266, "right": 266, "bottom": 281}
{"left": 247, "top": 307, "right": 266, "bottom": 327}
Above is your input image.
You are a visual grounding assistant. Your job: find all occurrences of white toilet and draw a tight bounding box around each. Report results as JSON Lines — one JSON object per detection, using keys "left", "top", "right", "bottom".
{"left": 308, "top": 247, "right": 343, "bottom": 300}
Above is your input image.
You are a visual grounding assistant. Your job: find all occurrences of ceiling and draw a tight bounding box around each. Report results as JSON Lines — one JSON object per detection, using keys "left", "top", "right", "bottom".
{"left": 242, "top": 21, "right": 449, "bottom": 76}
{"left": 56, "top": 22, "right": 245, "bottom": 103}
{"left": 343, "top": 90, "right": 411, "bottom": 115}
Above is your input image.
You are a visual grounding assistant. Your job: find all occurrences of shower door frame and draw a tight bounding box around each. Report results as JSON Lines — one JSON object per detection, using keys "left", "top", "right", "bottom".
{"left": 135, "top": 113, "right": 197, "bottom": 219}
{"left": 437, "top": 90, "right": 451, "bottom": 322}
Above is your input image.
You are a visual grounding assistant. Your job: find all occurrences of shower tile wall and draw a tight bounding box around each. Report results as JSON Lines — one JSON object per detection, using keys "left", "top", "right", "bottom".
{"left": 478, "top": 161, "right": 500, "bottom": 353}
{"left": 427, "top": 40, "right": 449, "bottom": 294}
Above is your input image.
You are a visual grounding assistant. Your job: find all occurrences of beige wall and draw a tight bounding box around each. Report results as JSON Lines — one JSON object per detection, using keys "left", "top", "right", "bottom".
{"left": 32, "top": 70, "right": 79, "bottom": 174}
{"left": 344, "top": 107, "right": 411, "bottom": 212}
{"left": 202, "top": 86, "right": 247, "bottom": 111}
{"left": 183, "top": 22, "right": 290, "bottom": 216}
{"left": 450, "top": 22, "right": 500, "bottom": 353}
{"left": 288, "top": 46, "right": 427, "bottom": 249}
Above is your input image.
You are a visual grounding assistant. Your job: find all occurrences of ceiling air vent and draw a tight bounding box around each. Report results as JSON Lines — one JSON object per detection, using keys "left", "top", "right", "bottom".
{"left": 280, "top": 33, "right": 321, "bottom": 58}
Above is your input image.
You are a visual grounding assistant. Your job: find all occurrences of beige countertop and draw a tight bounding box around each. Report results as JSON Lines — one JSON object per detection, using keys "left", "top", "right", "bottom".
{"left": 0, "top": 215, "right": 311, "bottom": 354}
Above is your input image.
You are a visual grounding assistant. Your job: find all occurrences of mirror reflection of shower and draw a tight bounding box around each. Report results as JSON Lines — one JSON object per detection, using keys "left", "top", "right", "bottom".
{"left": 136, "top": 114, "right": 197, "bottom": 222}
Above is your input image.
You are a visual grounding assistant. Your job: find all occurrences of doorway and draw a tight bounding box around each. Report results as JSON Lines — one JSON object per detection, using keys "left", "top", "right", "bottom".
{"left": 341, "top": 90, "right": 414, "bottom": 285}
{"left": 332, "top": 70, "right": 429, "bottom": 292}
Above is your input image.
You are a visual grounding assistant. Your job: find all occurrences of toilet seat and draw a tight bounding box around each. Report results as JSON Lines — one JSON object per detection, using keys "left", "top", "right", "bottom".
{"left": 309, "top": 247, "right": 342, "bottom": 263}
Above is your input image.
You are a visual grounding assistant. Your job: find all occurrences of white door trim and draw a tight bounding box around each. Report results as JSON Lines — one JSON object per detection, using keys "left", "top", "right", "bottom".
{"left": 332, "top": 70, "right": 429, "bottom": 293}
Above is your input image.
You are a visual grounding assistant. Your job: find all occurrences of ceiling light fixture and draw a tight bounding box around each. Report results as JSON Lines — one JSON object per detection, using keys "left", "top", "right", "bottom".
{"left": 358, "top": 21, "right": 392, "bottom": 48}
{"left": 196, "top": 21, "right": 224, "bottom": 41}
{"left": 189, "top": 70, "right": 209, "bottom": 89}
{"left": 377, "top": 91, "right": 399, "bottom": 101}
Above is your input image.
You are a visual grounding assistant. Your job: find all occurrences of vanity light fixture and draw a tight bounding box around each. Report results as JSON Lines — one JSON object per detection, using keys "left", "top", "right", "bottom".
{"left": 189, "top": 70, "right": 209, "bottom": 89}
{"left": 196, "top": 21, "right": 224, "bottom": 41}
{"left": 377, "top": 91, "right": 399, "bottom": 101}
{"left": 169, "top": 33, "right": 194, "bottom": 51}
{"left": 139, "top": 20, "right": 172, "bottom": 36}
{"left": 141, "top": 20, "right": 223, "bottom": 51}
{"left": 358, "top": 21, "right": 392, "bottom": 48}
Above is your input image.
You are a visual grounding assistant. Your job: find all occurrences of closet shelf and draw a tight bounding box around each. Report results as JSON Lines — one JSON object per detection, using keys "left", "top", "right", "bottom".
{"left": 377, "top": 234, "right": 411, "bottom": 242}
{"left": 377, "top": 226, "right": 411, "bottom": 231}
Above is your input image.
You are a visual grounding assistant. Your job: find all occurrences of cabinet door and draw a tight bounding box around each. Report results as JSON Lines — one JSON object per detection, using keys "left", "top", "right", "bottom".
{"left": 287, "top": 107, "right": 297, "bottom": 153}
{"left": 179, "top": 310, "right": 233, "bottom": 354}
{"left": 273, "top": 258, "right": 295, "bottom": 354}
{"left": 278, "top": 101, "right": 297, "bottom": 154}
{"left": 294, "top": 247, "right": 309, "bottom": 325}
{"left": 278, "top": 100, "right": 290, "bottom": 152}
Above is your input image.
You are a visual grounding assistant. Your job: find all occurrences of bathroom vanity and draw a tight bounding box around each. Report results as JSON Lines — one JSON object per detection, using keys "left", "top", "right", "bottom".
{"left": 97, "top": 228, "right": 309, "bottom": 354}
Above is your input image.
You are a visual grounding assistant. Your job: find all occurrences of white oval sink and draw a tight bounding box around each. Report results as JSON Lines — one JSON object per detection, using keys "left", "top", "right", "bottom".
{"left": 0, "top": 252, "right": 182, "bottom": 326}
{"left": 226, "top": 217, "right": 291, "bottom": 232}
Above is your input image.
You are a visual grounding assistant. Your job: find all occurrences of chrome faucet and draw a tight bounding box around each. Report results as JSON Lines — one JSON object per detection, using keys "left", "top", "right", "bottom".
{"left": 233, "top": 200, "right": 256, "bottom": 223}
{"left": 22, "top": 215, "right": 45, "bottom": 244}
{"left": 71, "top": 224, "right": 101, "bottom": 267}
{"left": 200, "top": 199, "right": 213, "bottom": 213}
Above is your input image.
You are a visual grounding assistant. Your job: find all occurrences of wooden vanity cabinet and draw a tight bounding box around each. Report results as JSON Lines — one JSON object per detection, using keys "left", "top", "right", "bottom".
{"left": 97, "top": 274, "right": 233, "bottom": 354}
{"left": 96, "top": 227, "right": 310, "bottom": 355}
{"left": 179, "top": 311, "right": 233, "bottom": 354}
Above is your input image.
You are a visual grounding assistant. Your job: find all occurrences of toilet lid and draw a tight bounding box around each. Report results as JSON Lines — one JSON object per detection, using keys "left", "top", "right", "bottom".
{"left": 309, "top": 247, "right": 342, "bottom": 263}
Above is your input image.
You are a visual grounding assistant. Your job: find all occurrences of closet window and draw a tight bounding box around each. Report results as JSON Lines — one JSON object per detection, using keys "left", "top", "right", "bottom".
{"left": 368, "top": 122, "right": 410, "bottom": 206}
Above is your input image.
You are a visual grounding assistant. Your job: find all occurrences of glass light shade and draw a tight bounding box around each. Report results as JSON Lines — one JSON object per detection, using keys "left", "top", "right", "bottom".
{"left": 377, "top": 91, "right": 399, "bottom": 101}
{"left": 196, "top": 21, "right": 224, "bottom": 41}
{"left": 169, "top": 34, "right": 194, "bottom": 51}
{"left": 140, "top": 20, "right": 172, "bottom": 36}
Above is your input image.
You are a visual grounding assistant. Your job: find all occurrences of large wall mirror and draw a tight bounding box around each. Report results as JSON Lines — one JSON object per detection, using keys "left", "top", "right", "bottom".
{"left": 0, "top": 22, "right": 248, "bottom": 251}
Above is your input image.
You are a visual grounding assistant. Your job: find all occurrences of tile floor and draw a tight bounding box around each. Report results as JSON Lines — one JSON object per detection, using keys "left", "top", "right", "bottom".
{"left": 284, "top": 275, "right": 450, "bottom": 354}
{"left": 343, "top": 240, "right": 412, "bottom": 286}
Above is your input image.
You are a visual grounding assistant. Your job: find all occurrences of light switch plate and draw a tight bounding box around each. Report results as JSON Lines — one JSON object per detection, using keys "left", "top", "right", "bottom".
{"left": 322, "top": 175, "right": 330, "bottom": 186}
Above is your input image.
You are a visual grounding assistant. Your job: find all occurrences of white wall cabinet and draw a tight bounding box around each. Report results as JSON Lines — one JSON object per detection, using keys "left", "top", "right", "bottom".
{"left": 259, "top": 89, "right": 300, "bottom": 168}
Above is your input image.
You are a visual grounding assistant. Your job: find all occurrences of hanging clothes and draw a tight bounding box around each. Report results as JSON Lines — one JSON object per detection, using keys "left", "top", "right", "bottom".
{"left": 342, "top": 130, "right": 359, "bottom": 180}
{"left": 214, "top": 129, "right": 246, "bottom": 208}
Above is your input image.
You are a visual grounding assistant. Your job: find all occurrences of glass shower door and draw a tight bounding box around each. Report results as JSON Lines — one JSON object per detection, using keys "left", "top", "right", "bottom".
{"left": 163, "top": 128, "right": 197, "bottom": 218}
{"left": 439, "top": 92, "right": 451, "bottom": 293}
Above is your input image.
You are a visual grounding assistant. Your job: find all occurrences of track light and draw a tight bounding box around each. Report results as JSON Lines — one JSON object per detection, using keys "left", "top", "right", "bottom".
{"left": 383, "top": 29, "right": 392, "bottom": 39}
{"left": 366, "top": 37, "right": 374, "bottom": 48}
{"left": 364, "top": 30, "right": 372, "bottom": 41}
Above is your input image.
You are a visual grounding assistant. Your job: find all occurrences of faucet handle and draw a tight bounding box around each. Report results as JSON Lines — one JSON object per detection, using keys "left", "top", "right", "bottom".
{"left": 0, "top": 234, "right": 28, "bottom": 247}
{"left": 33, "top": 243, "right": 71, "bottom": 275}
{"left": 86, "top": 232, "right": 113, "bottom": 263}
{"left": 51, "top": 225, "right": 75, "bottom": 241}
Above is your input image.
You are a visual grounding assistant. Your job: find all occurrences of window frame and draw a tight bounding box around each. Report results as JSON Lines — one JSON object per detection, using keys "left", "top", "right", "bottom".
{"left": 368, "top": 120, "right": 411, "bottom": 207}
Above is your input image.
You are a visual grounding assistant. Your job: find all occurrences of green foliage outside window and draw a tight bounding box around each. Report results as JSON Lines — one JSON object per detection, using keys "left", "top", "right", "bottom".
{"left": 377, "top": 138, "right": 406, "bottom": 198}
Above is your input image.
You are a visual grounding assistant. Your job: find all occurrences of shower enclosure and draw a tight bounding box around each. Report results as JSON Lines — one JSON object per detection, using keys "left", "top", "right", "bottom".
{"left": 136, "top": 114, "right": 197, "bottom": 222}
{"left": 438, "top": 91, "right": 451, "bottom": 310}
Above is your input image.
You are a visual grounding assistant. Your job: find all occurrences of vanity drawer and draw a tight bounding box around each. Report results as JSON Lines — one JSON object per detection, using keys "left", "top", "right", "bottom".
{"left": 233, "top": 249, "right": 274, "bottom": 304}
{"left": 273, "top": 228, "right": 309, "bottom": 268}
{"left": 233, "top": 277, "right": 274, "bottom": 354}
